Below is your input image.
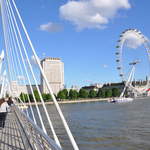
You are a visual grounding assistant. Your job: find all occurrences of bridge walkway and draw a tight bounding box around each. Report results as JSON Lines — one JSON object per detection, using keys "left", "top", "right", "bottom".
{"left": 0, "top": 109, "right": 32, "bottom": 150}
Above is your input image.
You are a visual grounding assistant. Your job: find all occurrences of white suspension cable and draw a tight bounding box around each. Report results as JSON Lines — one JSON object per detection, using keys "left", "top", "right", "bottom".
{"left": 11, "top": 0, "right": 79, "bottom": 149}
{"left": 4, "top": 0, "right": 33, "bottom": 119}
{"left": 6, "top": 0, "right": 47, "bottom": 133}
{"left": 7, "top": 0, "right": 61, "bottom": 147}
{"left": 1, "top": 0, "right": 13, "bottom": 88}
{"left": 4, "top": 0, "right": 30, "bottom": 116}
{"left": 0, "top": 50, "right": 4, "bottom": 75}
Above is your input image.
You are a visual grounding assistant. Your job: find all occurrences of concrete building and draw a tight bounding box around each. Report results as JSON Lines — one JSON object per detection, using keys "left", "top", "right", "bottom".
{"left": 8, "top": 57, "right": 64, "bottom": 97}
{"left": 41, "top": 57, "right": 64, "bottom": 94}
{"left": 82, "top": 83, "right": 103, "bottom": 92}
{"left": 10, "top": 81, "right": 40, "bottom": 97}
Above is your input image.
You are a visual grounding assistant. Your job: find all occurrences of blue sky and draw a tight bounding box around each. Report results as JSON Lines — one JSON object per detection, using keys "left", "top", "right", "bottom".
{"left": 1, "top": 0, "right": 150, "bottom": 87}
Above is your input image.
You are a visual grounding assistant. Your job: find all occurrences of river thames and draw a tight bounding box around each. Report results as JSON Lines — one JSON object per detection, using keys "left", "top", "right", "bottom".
{"left": 33, "top": 98, "right": 150, "bottom": 150}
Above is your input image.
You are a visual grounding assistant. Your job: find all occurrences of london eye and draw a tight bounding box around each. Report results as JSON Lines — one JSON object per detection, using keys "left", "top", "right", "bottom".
{"left": 115, "top": 29, "right": 150, "bottom": 97}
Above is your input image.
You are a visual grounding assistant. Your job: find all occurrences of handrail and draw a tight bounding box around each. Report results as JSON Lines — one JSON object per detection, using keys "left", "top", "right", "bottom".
{"left": 14, "top": 105, "right": 62, "bottom": 150}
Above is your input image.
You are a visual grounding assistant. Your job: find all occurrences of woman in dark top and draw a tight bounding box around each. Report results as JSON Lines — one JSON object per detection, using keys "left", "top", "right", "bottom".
{"left": 0, "top": 99, "right": 9, "bottom": 128}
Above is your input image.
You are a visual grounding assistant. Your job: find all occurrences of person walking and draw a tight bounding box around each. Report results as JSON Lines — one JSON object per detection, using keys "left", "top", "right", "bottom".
{"left": 7, "top": 97, "right": 14, "bottom": 106}
{"left": 0, "top": 98, "right": 9, "bottom": 128}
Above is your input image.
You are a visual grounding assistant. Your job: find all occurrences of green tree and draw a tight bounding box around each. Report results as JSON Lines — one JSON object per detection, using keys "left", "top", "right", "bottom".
{"left": 42, "top": 93, "right": 52, "bottom": 102}
{"left": 112, "top": 88, "right": 120, "bottom": 97}
{"left": 62, "top": 89, "right": 68, "bottom": 99}
{"left": 57, "top": 91, "right": 66, "bottom": 100}
{"left": 20, "top": 93, "right": 28, "bottom": 102}
{"left": 20, "top": 92, "right": 24, "bottom": 101}
{"left": 105, "top": 89, "right": 112, "bottom": 98}
{"left": 29, "top": 94, "right": 33, "bottom": 102}
{"left": 45, "top": 94, "right": 52, "bottom": 101}
{"left": 69, "top": 89, "right": 78, "bottom": 99}
{"left": 97, "top": 89, "right": 105, "bottom": 98}
{"left": 79, "top": 89, "right": 89, "bottom": 98}
{"left": 34, "top": 90, "right": 40, "bottom": 102}
{"left": 89, "top": 90, "right": 97, "bottom": 98}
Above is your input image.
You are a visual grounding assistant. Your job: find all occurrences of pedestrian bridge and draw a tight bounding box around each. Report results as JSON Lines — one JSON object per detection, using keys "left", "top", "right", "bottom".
{"left": 1, "top": 106, "right": 61, "bottom": 150}
{"left": 0, "top": 0, "right": 79, "bottom": 149}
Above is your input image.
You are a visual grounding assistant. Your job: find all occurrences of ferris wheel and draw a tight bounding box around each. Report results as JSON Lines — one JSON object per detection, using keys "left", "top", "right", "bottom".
{"left": 115, "top": 29, "right": 150, "bottom": 95}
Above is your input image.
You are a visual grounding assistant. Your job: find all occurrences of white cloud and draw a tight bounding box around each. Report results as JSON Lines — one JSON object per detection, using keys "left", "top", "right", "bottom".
{"left": 103, "top": 64, "right": 108, "bottom": 68}
{"left": 59, "top": 0, "right": 131, "bottom": 30}
{"left": 40, "top": 22, "right": 63, "bottom": 32}
{"left": 124, "top": 32, "right": 145, "bottom": 49}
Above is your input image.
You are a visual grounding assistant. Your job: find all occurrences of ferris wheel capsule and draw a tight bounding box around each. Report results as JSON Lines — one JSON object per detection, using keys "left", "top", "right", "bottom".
{"left": 116, "top": 45, "right": 120, "bottom": 48}
{"left": 117, "top": 67, "right": 121, "bottom": 70}
{"left": 115, "top": 52, "right": 119, "bottom": 55}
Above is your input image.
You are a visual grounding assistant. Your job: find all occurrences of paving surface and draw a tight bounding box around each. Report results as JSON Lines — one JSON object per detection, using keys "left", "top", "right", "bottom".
{"left": 0, "top": 111, "right": 28, "bottom": 150}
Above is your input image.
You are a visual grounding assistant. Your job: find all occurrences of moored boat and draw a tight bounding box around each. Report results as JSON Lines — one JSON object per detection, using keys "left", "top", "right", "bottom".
{"left": 112, "top": 97, "right": 133, "bottom": 103}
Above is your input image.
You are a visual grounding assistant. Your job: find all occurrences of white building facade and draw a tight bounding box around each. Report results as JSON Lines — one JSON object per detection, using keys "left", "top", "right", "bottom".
{"left": 41, "top": 57, "right": 64, "bottom": 94}
{"left": 8, "top": 57, "right": 64, "bottom": 97}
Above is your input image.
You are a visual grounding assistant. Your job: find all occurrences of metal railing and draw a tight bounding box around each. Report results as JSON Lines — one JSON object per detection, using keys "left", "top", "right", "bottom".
{"left": 14, "top": 106, "right": 62, "bottom": 150}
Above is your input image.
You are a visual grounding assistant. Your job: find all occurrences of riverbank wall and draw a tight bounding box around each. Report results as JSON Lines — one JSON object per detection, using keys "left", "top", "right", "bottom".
{"left": 19, "top": 98, "right": 109, "bottom": 106}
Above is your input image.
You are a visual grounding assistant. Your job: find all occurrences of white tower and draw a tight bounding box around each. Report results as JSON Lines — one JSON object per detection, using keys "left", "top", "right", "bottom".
{"left": 41, "top": 57, "right": 64, "bottom": 94}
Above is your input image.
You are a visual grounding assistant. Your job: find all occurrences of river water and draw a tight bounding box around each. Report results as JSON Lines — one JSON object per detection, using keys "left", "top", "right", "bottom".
{"left": 33, "top": 98, "right": 150, "bottom": 150}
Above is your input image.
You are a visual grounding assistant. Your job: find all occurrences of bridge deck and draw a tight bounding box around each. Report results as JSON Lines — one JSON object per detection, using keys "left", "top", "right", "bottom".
{"left": 0, "top": 110, "right": 31, "bottom": 150}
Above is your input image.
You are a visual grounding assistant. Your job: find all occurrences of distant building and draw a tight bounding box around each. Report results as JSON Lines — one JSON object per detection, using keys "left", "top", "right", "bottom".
{"left": 102, "top": 82, "right": 124, "bottom": 89}
{"left": 41, "top": 57, "right": 64, "bottom": 94}
{"left": 10, "top": 81, "right": 40, "bottom": 97}
{"left": 82, "top": 86, "right": 99, "bottom": 92}
{"left": 82, "top": 83, "right": 103, "bottom": 92}
{"left": 8, "top": 57, "right": 64, "bottom": 97}
{"left": 90, "top": 83, "right": 103, "bottom": 88}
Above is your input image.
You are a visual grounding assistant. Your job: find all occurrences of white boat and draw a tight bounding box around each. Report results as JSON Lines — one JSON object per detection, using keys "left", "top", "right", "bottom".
{"left": 109, "top": 60, "right": 138, "bottom": 103}
{"left": 110, "top": 97, "right": 134, "bottom": 103}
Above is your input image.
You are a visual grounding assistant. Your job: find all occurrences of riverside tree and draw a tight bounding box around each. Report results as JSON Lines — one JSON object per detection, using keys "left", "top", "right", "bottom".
{"left": 97, "top": 89, "right": 105, "bottom": 98}
{"left": 57, "top": 91, "right": 66, "bottom": 100}
{"left": 89, "top": 90, "right": 97, "bottom": 98}
{"left": 105, "top": 89, "right": 112, "bottom": 98}
{"left": 61, "top": 89, "right": 68, "bottom": 99}
{"left": 34, "top": 90, "right": 40, "bottom": 102}
{"left": 112, "top": 88, "right": 120, "bottom": 97}
{"left": 42, "top": 93, "right": 52, "bottom": 101}
{"left": 20, "top": 93, "right": 28, "bottom": 102}
{"left": 79, "top": 89, "right": 89, "bottom": 98}
{"left": 69, "top": 89, "right": 78, "bottom": 99}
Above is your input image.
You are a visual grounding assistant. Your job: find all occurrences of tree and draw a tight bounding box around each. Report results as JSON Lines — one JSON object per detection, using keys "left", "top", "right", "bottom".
{"left": 89, "top": 90, "right": 97, "bottom": 98}
{"left": 105, "top": 89, "right": 112, "bottom": 98}
{"left": 45, "top": 94, "right": 52, "bottom": 101}
{"left": 57, "top": 89, "right": 68, "bottom": 100}
{"left": 112, "top": 88, "right": 120, "bottom": 97}
{"left": 57, "top": 91, "right": 66, "bottom": 100}
{"left": 29, "top": 94, "right": 33, "bottom": 102}
{"left": 79, "top": 89, "right": 89, "bottom": 98}
{"left": 62, "top": 89, "right": 68, "bottom": 99}
{"left": 20, "top": 93, "right": 28, "bottom": 102}
{"left": 97, "top": 89, "right": 105, "bottom": 98}
{"left": 34, "top": 90, "right": 40, "bottom": 102}
{"left": 42, "top": 93, "right": 52, "bottom": 101}
{"left": 69, "top": 89, "right": 78, "bottom": 99}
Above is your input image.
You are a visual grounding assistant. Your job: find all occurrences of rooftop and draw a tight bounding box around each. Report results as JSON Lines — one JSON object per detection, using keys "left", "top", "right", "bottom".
{"left": 41, "top": 57, "right": 61, "bottom": 62}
